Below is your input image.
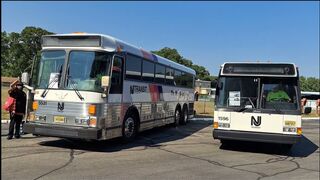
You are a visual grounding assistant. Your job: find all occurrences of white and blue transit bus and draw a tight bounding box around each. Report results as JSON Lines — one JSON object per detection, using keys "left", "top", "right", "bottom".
{"left": 23, "top": 33, "right": 195, "bottom": 141}
{"left": 213, "top": 62, "right": 311, "bottom": 148}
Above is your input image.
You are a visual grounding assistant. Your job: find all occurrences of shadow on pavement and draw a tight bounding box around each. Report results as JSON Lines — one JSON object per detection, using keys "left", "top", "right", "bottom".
{"left": 219, "top": 135, "right": 319, "bottom": 157}
{"left": 38, "top": 120, "right": 211, "bottom": 152}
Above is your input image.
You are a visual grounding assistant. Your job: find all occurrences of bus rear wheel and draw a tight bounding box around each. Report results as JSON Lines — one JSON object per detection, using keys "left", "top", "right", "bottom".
{"left": 174, "top": 108, "right": 181, "bottom": 126}
{"left": 122, "top": 113, "right": 138, "bottom": 142}
{"left": 180, "top": 107, "right": 188, "bottom": 125}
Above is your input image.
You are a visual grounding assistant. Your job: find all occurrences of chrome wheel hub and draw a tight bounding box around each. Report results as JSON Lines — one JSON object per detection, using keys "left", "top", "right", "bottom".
{"left": 184, "top": 110, "right": 188, "bottom": 122}
{"left": 124, "top": 117, "right": 135, "bottom": 137}
{"left": 175, "top": 110, "right": 180, "bottom": 122}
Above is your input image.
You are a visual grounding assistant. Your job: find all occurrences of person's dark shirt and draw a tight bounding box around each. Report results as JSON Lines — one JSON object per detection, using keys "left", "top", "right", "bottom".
{"left": 8, "top": 88, "right": 26, "bottom": 114}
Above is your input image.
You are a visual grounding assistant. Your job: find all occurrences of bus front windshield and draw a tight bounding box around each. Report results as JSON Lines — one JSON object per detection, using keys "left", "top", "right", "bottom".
{"left": 66, "top": 51, "right": 112, "bottom": 92}
{"left": 34, "top": 51, "right": 66, "bottom": 89}
{"left": 216, "top": 77, "right": 299, "bottom": 111}
{"left": 33, "top": 50, "right": 112, "bottom": 93}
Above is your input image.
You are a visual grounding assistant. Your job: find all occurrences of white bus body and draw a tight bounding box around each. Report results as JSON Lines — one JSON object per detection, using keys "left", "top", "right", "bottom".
{"left": 213, "top": 62, "right": 305, "bottom": 146}
{"left": 24, "top": 33, "right": 195, "bottom": 141}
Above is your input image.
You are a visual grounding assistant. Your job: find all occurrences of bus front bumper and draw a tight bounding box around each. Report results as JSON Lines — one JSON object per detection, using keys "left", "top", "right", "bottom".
{"left": 23, "top": 122, "right": 102, "bottom": 140}
{"left": 213, "top": 129, "right": 301, "bottom": 144}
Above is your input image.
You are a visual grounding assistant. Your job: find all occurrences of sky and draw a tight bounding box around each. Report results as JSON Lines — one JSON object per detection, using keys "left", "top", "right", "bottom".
{"left": 2, "top": 1, "right": 319, "bottom": 78}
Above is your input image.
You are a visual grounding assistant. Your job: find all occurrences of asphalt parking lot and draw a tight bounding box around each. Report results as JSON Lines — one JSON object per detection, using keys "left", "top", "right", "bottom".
{"left": 1, "top": 119, "right": 319, "bottom": 180}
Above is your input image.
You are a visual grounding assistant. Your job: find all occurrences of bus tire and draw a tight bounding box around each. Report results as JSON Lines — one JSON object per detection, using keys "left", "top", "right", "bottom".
{"left": 180, "top": 106, "right": 188, "bottom": 125}
{"left": 122, "top": 112, "right": 138, "bottom": 142}
{"left": 174, "top": 107, "right": 181, "bottom": 127}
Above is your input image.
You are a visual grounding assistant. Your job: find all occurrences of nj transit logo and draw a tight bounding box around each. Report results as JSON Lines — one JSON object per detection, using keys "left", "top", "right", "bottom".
{"left": 57, "top": 102, "right": 64, "bottom": 112}
{"left": 251, "top": 116, "right": 261, "bottom": 127}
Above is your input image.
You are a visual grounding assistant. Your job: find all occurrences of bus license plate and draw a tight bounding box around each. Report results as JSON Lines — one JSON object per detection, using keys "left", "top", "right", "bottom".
{"left": 54, "top": 116, "right": 65, "bottom": 123}
{"left": 285, "top": 121, "right": 296, "bottom": 126}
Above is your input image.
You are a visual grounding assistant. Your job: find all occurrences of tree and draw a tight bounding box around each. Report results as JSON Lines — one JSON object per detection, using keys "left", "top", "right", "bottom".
{"left": 1, "top": 31, "right": 10, "bottom": 75}
{"left": 152, "top": 47, "right": 217, "bottom": 86}
{"left": 300, "top": 76, "right": 320, "bottom": 92}
{"left": 1, "top": 26, "right": 53, "bottom": 77}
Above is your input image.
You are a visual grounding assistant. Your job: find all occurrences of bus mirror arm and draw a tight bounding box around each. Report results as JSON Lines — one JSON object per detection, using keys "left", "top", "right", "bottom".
{"left": 23, "top": 84, "right": 34, "bottom": 93}
{"left": 101, "top": 89, "right": 108, "bottom": 98}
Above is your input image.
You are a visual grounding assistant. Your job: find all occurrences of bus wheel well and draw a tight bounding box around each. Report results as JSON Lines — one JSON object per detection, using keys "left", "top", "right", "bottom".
{"left": 125, "top": 106, "right": 140, "bottom": 131}
{"left": 175, "top": 104, "right": 181, "bottom": 113}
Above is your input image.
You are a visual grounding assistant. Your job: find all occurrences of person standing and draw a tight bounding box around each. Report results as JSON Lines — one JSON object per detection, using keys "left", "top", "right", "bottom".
{"left": 7, "top": 80, "right": 26, "bottom": 140}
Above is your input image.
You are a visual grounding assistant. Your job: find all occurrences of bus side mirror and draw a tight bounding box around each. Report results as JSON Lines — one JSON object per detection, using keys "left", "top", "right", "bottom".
{"left": 21, "top": 72, "right": 29, "bottom": 85}
{"left": 303, "top": 107, "right": 312, "bottom": 114}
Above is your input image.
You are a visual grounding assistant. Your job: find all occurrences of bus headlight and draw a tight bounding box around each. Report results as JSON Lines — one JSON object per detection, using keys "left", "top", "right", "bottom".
{"left": 75, "top": 116, "right": 90, "bottom": 125}
{"left": 218, "top": 123, "right": 230, "bottom": 128}
{"left": 75, "top": 116, "right": 97, "bottom": 127}
{"left": 283, "top": 127, "right": 296, "bottom": 133}
{"left": 89, "top": 117, "right": 97, "bottom": 127}
{"left": 35, "top": 115, "right": 46, "bottom": 122}
{"left": 28, "top": 112, "right": 36, "bottom": 121}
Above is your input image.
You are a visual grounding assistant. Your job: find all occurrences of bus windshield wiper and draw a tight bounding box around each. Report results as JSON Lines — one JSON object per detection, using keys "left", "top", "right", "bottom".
{"left": 41, "top": 76, "right": 60, "bottom": 98}
{"left": 66, "top": 75, "right": 84, "bottom": 101}
{"left": 236, "top": 107, "right": 248, "bottom": 112}
{"left": 41, "top": 65, "right": 63, "bottom": 98}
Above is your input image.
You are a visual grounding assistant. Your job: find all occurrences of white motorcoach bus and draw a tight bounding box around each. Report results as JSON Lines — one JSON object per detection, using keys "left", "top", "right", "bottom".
{"left": 213, "top": 62, "right": 311, "bottom": 148}
{"left": 23, "top": 33, "right": 195, "bottom": 141}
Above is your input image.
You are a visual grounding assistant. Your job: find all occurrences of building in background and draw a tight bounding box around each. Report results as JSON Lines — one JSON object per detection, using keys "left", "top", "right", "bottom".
{"left": 194, "top": 79, "right": 214, "bottom": 101}
{"left": 301, "top": 91, "right": 320, "bottom": 111}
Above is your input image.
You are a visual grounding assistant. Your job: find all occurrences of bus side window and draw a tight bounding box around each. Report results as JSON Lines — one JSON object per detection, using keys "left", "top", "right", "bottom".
{"left": 110, "top": 56, "right": 123, "bottom": 94}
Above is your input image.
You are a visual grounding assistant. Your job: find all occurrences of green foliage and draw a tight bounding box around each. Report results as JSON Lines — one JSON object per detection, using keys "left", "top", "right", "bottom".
{"left": 300, "top": 76, "right": 320, "bottom": 92}
{"left": 152, "top": 47, "right": 217, "bottom": 87}
{"left": 1, "top": 26, "right": 53, "bottom": 77}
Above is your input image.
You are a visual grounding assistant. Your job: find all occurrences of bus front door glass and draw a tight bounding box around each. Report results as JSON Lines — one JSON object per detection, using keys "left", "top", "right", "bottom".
{"left": 110, "top": 56, "right": 123, "bottom": 94}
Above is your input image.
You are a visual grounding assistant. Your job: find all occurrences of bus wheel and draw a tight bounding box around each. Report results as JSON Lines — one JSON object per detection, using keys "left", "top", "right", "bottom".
{"left": 174, "top": 108, "right": 181, "bottom": 126}
{"left": 180, "top": 107, "right": 188, "bottom": 125}
{"left": 122, "top": 113, "right": 137, "bottom": 142}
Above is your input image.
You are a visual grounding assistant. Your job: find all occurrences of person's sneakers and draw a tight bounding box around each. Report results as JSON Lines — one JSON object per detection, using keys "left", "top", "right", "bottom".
{"left": 7, "top": 136, "right": 13, "bottom": 140}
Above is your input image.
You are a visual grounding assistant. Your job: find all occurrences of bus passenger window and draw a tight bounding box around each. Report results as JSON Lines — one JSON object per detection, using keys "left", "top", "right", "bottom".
{"left": 165, "top": 68, "right": 174, "bottom": 86}
{"left": 125, "top": 55, "right": 142, "bottom": 80}
{"left": 155, "top": 64, "right": 165, "bottom": 84}
{"left": 142, "top": 60, "right": 155, "bottom": 82}
{"left": 174, "top": 70, "right": 182, "bottom": 86}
